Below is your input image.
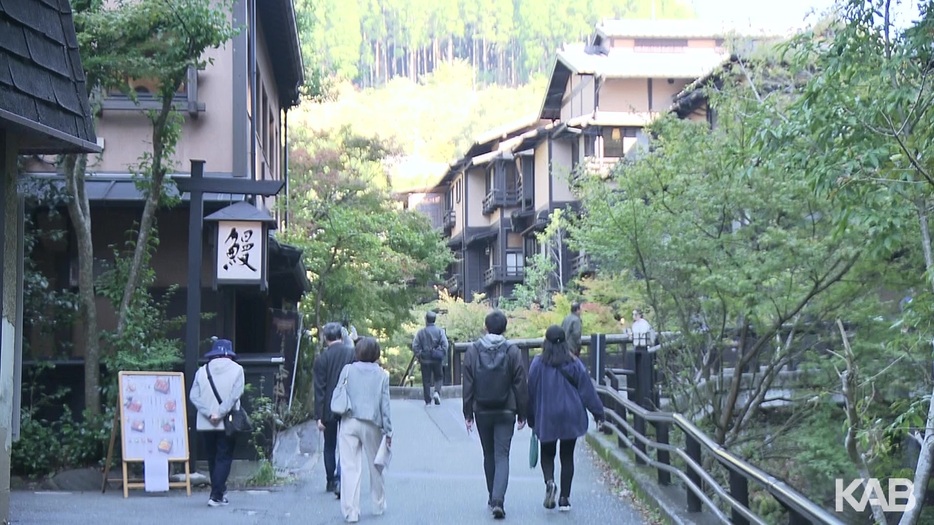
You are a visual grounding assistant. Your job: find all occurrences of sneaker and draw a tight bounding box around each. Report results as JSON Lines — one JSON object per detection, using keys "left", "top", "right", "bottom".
{"left": 326, "top": 480, "right": 337, "bottom": 493}
{"left": 491, "top": 505, "right": 506, "bottom": 519}
{"left": 433, "top": 391, "right": 441, "bottom": 405}
{"left": 543, "top": 480, "right": 557, "bottom": 509}
{"left": 558, "top": 497, "right": 571, "bottom": 512}
{"left": 207, "top": 497, "right": 229, "bottom": 507}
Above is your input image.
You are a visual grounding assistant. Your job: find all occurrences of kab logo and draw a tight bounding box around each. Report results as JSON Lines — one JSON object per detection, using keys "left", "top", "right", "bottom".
{"left": 835, "top": 478, "right": 916, "bottom": 513}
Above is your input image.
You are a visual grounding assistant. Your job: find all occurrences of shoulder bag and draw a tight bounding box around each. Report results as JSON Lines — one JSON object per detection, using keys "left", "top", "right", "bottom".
{"left": 330, "top": 368, "right": 352, "bottom": 417}
{"left": 206, "top": 362, "right": 252, "bottom": 437}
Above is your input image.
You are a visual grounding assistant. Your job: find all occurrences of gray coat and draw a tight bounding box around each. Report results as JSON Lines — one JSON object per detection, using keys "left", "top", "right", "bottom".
{"left": 338, "top": 362, "right": 393, "bottom": 436}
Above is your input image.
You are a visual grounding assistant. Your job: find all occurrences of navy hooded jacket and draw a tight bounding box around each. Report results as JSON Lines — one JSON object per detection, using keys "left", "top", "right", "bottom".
{"left": 527, "top": 355, "right": 605, "bottom": 442}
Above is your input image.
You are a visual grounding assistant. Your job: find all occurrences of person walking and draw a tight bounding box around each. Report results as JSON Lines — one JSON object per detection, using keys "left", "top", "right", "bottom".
{"left": 527, "top": 325, "right": 605, "bottom": 512}
{"left": 560, "top": 302, "right": 583, "bottom": 357}
{"left": 189, "top": 338, "right": 245, "bottom": 507}
{"left": 315, "top": 322, "right": 356, "bottom": 497}
{"left": 463, "top": 310, "right": 528, "bottom": 520}
{"left": 412, "top": 310, "right": 449, "bottom": 406}
{"left": 337, "top": 337, "right": 393, "bottom": 523}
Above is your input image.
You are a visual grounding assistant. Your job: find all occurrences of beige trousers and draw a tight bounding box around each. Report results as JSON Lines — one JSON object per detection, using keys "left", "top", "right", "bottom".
{"left": 339, "top": 417, "right": 386, "bottom": 521}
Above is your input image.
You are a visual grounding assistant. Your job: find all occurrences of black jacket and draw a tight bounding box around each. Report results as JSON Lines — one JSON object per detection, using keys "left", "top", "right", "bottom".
{"left": 462, "top": 336, "right": 528, "bottom": 421}
{"left": 314, "top": 341, "right": 355, "bottom": 421}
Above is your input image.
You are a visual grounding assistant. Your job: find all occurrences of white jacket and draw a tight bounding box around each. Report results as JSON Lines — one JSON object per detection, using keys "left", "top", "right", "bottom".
{"left": 189, "top": 357, "right": 245, "bottom": 431}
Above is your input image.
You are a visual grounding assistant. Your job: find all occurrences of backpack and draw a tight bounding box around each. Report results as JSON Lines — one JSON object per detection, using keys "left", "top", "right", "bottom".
{"left": 429, "top": 336, "right": 446, "bottom": 361}
{"left": 473, "top": 342, "right": 513, "bottom": 409}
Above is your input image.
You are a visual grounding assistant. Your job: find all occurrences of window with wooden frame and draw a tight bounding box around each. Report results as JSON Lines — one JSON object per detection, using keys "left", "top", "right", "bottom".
{"left": 602, "top": 127, "right": 637, "bottom": 158}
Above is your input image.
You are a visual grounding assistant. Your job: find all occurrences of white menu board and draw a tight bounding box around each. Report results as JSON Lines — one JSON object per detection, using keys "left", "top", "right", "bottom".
{"left": 118, "top": 372, "right": 189, "bottom": 462}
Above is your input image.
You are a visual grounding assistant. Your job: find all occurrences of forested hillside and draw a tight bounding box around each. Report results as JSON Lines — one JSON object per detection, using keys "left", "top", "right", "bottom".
{"left": 295, "top": 0, "right": 694, "bottom": 87}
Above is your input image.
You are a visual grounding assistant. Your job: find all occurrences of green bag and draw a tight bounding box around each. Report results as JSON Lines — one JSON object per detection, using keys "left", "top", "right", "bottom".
{"left": 529, "top": 433, "right": 539, "bottom": 468}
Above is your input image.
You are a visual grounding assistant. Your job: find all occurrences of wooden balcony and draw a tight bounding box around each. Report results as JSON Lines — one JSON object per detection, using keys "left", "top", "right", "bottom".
{"left": 482, "top": 189, "right": 520, "bottom": 215}
{"left": 445, "top": 274, "right": 462, "bottom": 293}
{"left": 571, "top": 253, "right": 596, "bottom": 276}
{"left": 483, "top": 265, "right": 524, "bottom": 287}
{"left": 442, "top": 209, "right": 455, "bottom": 231}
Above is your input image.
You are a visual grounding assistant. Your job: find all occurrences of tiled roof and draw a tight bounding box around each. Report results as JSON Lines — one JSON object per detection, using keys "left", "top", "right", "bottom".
{"left": 557, "top": 46, "right": 731, "bottom": 79}
{"left": 595, "top": 19, "right": 743, "bottom": 39}
{"left": 0, "top": 0, "right": 99, "bottom": 153}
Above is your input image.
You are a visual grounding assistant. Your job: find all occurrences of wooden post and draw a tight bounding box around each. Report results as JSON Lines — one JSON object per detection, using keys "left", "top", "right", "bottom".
{"left": 101, "top": 410, "right": 120, "bottom": 493}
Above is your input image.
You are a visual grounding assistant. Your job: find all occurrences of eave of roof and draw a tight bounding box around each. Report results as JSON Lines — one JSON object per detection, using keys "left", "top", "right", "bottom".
{"left": 258, "top": 0, "right": 304, "bottom": 107}
{"left": 539, "top": 58, "right": 572, "bottom": 121}
{"left": 669, "top": 55, "right": 739, "bottom": 116}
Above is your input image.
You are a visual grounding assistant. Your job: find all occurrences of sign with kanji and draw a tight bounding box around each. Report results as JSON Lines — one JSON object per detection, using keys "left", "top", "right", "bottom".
{"left": 216, "top": 220, "right": 264, "bottom": 284}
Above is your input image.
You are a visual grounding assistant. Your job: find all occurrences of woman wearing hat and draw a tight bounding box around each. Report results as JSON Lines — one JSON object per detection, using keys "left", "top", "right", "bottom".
{"left": 527, "top": 325, "right": 605, "bottom": 512}
{"left": 189, "top": 338, "right": 245, "bottom": 507}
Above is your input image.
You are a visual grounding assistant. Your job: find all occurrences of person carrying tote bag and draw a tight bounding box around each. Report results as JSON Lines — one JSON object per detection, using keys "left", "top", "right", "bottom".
{"left": 526, "top": 325, "right": 605, "bottom": 513}
{"left": 189, "top": 338, "right": 245, "bottom": 507}
{"left": 336, "top": 337, "right": 393, "bottom": 523}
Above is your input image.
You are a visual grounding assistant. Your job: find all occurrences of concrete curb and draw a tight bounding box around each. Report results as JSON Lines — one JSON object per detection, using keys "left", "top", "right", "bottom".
{"left": 586, "top": 431, "right": 719, "bottom": 525}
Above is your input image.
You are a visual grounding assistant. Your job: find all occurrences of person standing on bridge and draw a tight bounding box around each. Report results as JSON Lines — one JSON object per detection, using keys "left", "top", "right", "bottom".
{"left": 631, "top": 309, "right": 656, "bottom": 348}
{"left": 412, "top": 310, "right": 449, "bottom": 406}
{"left": 527, "top": 325, "right": 605, "bottom": 512}
{"left": 315, "top": 322, "right": 356, "bottom": 498}
{"left": 560, "top": 302, "right": 583, "bottom": 357}
{"left": 463, "top": 310, "right": 528, "bottom": 520}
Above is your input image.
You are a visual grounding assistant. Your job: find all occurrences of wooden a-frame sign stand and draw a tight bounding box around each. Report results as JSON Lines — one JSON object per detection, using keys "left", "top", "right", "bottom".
{"left": 102, "top": 371, "right": 192, "bottom": 497}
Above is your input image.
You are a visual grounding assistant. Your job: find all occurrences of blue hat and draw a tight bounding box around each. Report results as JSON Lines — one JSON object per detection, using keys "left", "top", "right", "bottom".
{"left": 205, "top": 338, "right": 236, "bottom": 359}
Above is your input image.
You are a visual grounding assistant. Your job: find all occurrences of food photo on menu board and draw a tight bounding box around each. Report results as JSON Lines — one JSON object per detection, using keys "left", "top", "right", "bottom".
{"left": 121, "top": 374, "right": 186, "bottom": 460}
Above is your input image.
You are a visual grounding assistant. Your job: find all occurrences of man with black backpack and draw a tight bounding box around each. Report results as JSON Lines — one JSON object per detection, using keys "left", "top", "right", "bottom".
{"left": 463, "top": 310, "right": 528, "bottom": 520}
{"left": 412, "top": 311, "right": 449, "bottom": 406}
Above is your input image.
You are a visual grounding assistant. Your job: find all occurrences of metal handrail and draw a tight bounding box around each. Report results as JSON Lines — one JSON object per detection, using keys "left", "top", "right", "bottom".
{"left": 595, "top": 383, "right": 845, "bottom": 525}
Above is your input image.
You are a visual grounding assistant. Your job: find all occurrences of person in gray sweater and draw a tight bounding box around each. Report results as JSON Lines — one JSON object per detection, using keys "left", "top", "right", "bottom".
{"left": 189, "top": 338, "right": 245, "bottom": 507}
{"left": 337, "top": 337, "right": 392, "bottom": 523}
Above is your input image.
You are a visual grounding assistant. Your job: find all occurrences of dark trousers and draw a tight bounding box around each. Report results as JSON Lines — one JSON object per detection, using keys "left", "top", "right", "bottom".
{"left": 420, "top": 361, "right": 443, "bottom": 403}
{"left": 541, "top": 438, "right": 577, "bottom": 498}
{"left": 323, "top": 417, "right": 342, "bottom": 484}
{"left": 202, "top": 430, "right": 236, "bottom": 501}
{"left": 475, "top": 412, "right": 515, "bottom": 506}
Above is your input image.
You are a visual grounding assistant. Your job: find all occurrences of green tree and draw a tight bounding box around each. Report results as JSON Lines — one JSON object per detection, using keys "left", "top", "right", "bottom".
{"left": 572, "top": 72, "right": 870, "bottom": 448}
{"left": 68, "top": 0, "right": 236, "bottom": 413}
{"left": 281, "top": 128, "right": 452, "bottom": 338}
{"left": 780, "top": 2, "right": 934, "bottom": 521}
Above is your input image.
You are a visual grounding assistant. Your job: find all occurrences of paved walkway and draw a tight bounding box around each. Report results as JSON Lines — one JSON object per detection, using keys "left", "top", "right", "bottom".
{"left": 10, "top": 398, "right": 646, "bottom": 524}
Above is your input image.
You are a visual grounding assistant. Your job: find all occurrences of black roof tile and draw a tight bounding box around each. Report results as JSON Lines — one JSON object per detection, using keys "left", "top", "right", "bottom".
{"left": 0, "top": 0, "right": 98, "bottom": 153}
{"left": 35, "top": 97, "right": 77, "bottom": 136}
{"left": 49, "top": 72, "right": 81, "bottom": 114}
{"left": 25, "top": 30, "right": 68, "bottom": 76}
{"left": 0, "top": 54, "right": 11, "bottom": 87}
{"left": 8, "top": 59, "right": 54, "bottom": 103}
{"left": 0, "top": 85, "right": 39, "bottom": 121}
{"left": 0, "top": 19, "right": 29, "bottom": 58}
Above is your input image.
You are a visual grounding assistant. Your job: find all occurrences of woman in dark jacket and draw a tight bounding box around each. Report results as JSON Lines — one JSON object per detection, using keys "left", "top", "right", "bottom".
{"left": 527, "top": 325, "right": 605, "bottom": 512}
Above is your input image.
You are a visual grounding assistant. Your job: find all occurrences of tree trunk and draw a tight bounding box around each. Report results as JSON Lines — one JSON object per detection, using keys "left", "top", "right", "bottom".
{"left": 114, "top": 94, "right": 174, "bottom": 339}
{"left": 447, "top": 36, "right": 453, "bottom": 62}
{"left": 900, "top": 199, "right": 934, "bottom": 525}
{"left": 375, "top": 39, "right": 381, "bottom": 84}
{"left": 63, "top": 153, "right": 101, "bottom": 416}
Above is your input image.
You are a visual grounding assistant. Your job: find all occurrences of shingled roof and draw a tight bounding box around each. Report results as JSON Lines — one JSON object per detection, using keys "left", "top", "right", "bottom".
{"left": 0, "top": 0, "right": 100, "bottom": 154}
